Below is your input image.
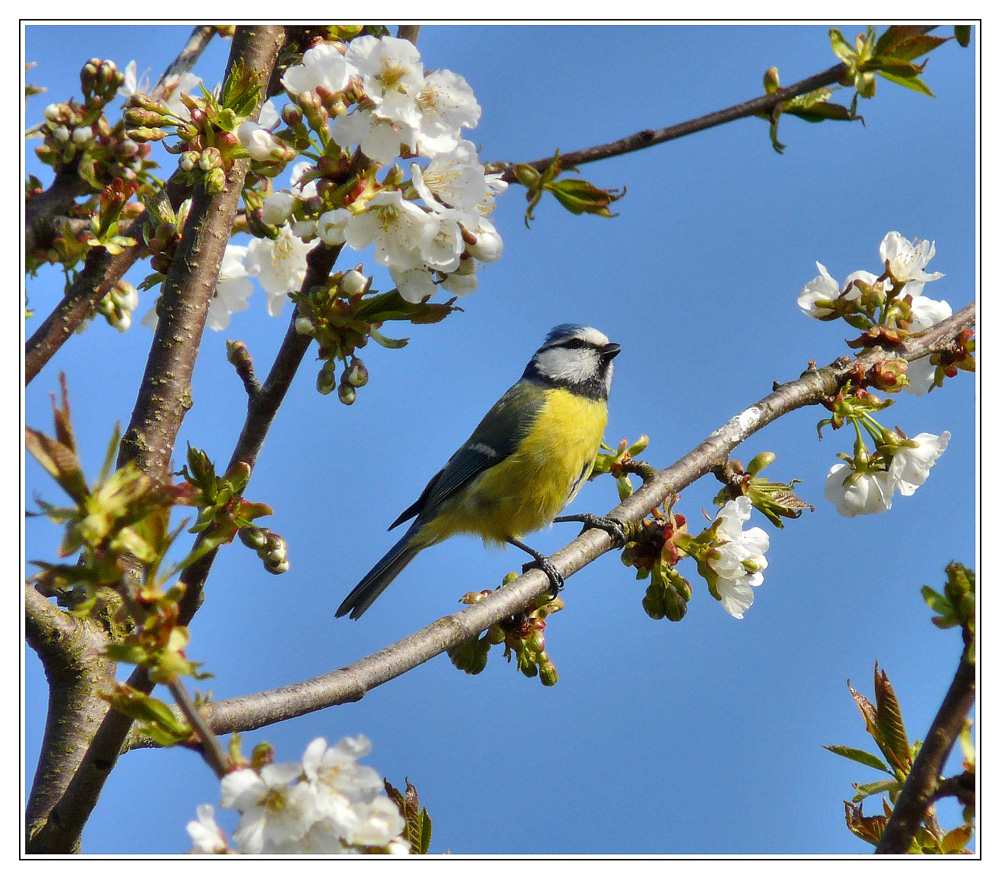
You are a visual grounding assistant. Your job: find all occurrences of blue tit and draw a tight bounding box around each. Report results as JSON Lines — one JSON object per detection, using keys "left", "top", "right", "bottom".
{"left": 336, "top": 324, "right": 621, "bottom": 620}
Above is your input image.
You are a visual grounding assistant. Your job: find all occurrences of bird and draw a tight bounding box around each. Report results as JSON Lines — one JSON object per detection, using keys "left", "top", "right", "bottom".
{"left": 336, "top": 324, "right": 621, "bottom": 619}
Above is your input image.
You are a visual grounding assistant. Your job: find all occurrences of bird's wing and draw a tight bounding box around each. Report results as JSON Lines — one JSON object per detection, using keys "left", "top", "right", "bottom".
{"left": 388, "top": 381, "right": 545, "bottom": 530}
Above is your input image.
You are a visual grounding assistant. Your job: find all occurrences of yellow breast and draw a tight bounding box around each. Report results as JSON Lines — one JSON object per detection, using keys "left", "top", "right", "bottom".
{"left": 422, "top": 388, "right": 608, "bottom": 545}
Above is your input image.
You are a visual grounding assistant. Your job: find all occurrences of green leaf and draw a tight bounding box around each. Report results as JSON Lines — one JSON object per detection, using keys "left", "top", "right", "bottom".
{"left": 788, "top": 101, "right": 856, "bottom": 123}
{"left": 941, "top": 824, "right": 973, "bottom": 853}
{"left": 852, "top": 777, "right": 900, "bottom": 803}
{"left": 830, "top": 28, "right": 855, "bottom": 63}
{"left": 25, "top": 426, "right": 89, "bottom": 502}
{"left": 102, "top": 683, "right": 192, "bottom": 746}
{"left": 877, "top": 70, "right": 935, "bottom": 97}
{"left": 879, "top": 32, "right": 949, "bottom": 62}
{"left": 824, "top": 744, "right": 891, "bottom": 774}
{"left": 369, "top": 327, "right": 409, "bottom": 349}
{"left": 954, "top": 26, "right": 972, "bottom": 48}
{"left": 873, "top": 666, "right": 911, "bottom": 773}
{"left": 418, "top": 808, "right": 433, "bottom": 855}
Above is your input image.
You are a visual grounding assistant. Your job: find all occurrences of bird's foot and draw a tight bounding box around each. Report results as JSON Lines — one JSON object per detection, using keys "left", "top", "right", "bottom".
{"left": 554, "top": 513, "right": 633, "bottom": 547}
{"left": 520, "top": 554, "right": 565, "bottom": 599}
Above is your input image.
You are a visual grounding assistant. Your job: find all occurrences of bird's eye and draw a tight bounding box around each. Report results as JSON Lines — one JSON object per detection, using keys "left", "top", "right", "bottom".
{"left": 560, "top": 338, "right": 588, "bottom": 349}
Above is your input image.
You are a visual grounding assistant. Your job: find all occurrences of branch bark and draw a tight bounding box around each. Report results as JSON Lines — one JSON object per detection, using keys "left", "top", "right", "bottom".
{"left": 125, "top": 304, "right": 975, "bottom": 743}
{"left": 116, "top": 28, "right": 286, "bottom": 478}
{"left": 24, "top": 586, "right": 117, "bottom": 853}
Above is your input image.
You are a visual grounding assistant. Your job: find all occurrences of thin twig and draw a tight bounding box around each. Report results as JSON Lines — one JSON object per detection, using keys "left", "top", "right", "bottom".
{"left": 151, "top": 25, "right": 217, "bottom": 98}
{"left": 168, "top": 679, "right": 230, "bottom": 777}
{"left": 490, "top": 26, "right": 938, "bottom": 182}
{"left": 396, "top": 25, "right": 421, "bottom": 45}
{"left": 126, "top": 304, "right": 975, "bottom": 742}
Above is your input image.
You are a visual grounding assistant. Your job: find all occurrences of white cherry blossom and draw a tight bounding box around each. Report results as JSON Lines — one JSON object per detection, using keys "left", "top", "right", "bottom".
{"left": 245, "top": 226, "right": 317, "bottom": 316}
{"left": 281, "top": 42, "right": 354, "bottom": 97}
{"left": 824, "top": 463, "right": 894, "bottom": 517}
{"left": 889, "top": 432, "right": 950, "bottom": 496}
{"left": 879, "top": 231, "right": 944, "bottom": 287}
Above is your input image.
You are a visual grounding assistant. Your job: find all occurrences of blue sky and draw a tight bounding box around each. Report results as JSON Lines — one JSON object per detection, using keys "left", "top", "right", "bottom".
{"left": 23, "top": 24, "right": 977, "bottom": 855}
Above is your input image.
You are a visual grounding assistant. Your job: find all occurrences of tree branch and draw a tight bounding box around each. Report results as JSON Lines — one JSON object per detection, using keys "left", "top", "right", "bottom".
{"left": 489, "top": 27, "right": 936, "bottom": 182}
{"left": 176, "top": 242, "right": 343, "bottom": 627}
{"left": 24, "top": 585, "right": 118, "bottom": 853}
{"left": 874, "top": 646, "right": 976, "bottom": 853}
{"left": 116, "top": 28, "right": 286, "bottom": 478}
{"left": 24, "top": 26, "right": 288, "bottom": 854}
{"left": 151, "top": 25, "right": 217, "bottom": 96}
{"left": 127, "top": 304, "right": 975, "bottom": 742}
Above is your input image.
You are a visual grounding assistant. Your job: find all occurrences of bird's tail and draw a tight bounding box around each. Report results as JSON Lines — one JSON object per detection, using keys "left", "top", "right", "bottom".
{"left": 336, "top": 524, "right": 424, "bottom": 619}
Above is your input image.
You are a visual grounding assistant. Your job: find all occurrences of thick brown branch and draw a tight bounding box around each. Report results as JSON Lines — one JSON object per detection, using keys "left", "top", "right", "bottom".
{"left": 128, "top": 304, "right": 975, "bottom": 742}
{"left": 874, "top": 647, "right": 976, "bottom": 853}
{"left": 116, "top": 28, "right": 286, "bottom": 478}
{"left": 24, "top": 586, "right": 117, "bottom": 853}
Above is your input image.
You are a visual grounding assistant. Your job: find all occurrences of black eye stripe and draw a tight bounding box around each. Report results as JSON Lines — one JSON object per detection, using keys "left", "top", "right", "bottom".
{"left": 542, "top": 338, "right": 592, "bottom": 352}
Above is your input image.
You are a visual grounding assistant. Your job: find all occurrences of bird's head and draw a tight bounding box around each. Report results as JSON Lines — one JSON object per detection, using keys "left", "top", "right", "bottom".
{"left": 523, "top": 324, "right": 620, "bottom": 401}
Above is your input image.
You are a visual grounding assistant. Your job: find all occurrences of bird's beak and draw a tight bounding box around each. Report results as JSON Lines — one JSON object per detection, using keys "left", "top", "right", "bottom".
{"left": 601, "top": 342, "right": 621, "bottom": 361}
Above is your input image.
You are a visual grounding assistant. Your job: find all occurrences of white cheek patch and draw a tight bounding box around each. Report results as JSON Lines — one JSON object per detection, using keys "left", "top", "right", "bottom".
{"left": 535, "top": 348, "right": 600, "bottom": 384}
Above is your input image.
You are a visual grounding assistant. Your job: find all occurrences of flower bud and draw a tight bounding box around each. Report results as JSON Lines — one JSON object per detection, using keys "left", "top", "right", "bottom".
{"left": 747, "top": 451, "right": 776, "bottom": 476}
{"left": 204, "top": 168, "right": 227, "bottom": 194}
{"left": 345, "top": 359, "right": 369, "bottom": 388}
{"left": 261, "top": 191, "right": 296, "bottom": 226}
{"left": 465, "top": 227, "right": 503, "bottom": 262}
{"left": 316, "top": 361, "right": 337, "bottom": 395}
{"left": 539, "top": 660, "right": 558, "bottom": 687}
{"left": 114, "top": 139, "right": 140, "bottom": 159}
{"left": 239, "top": 526, "right": 267, "bottom": 549}
{"left": 340, "top": 269, "right": 368, "bottom": 296}
{"left": 338, "top": 382, "right": 357, "bottom": 406}
{"left": 281, "top": 103, "right": 303, "bottom": 126}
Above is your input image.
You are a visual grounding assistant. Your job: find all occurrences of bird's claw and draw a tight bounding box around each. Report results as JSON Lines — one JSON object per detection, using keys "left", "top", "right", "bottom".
{"left": 521, "top": 555, "right": 565, "bottom": 598}
{"left": 554, "top": 513, "right": 631, "bottom": 546}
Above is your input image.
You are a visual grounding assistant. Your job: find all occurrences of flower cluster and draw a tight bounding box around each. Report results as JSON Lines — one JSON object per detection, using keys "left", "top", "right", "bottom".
{"left": 797, "top": 231, "right": 951, "bottom": 394}
{"left": 188, "top": 736, "right": 408, "bottom": 854}
{"left": 221, "top": 35, "right": 506, "bottom": 313}
{"left": 824, "top": 429, "right": 950, "bottom": 518}
{"left": 134, "top": 35, "right": 505, "bottom": 336}
{"left": 623, "top": 494, "right": 772, "bottom": 621}
{"left": 702, "top": 498, "right": 770, "bottom": 619}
